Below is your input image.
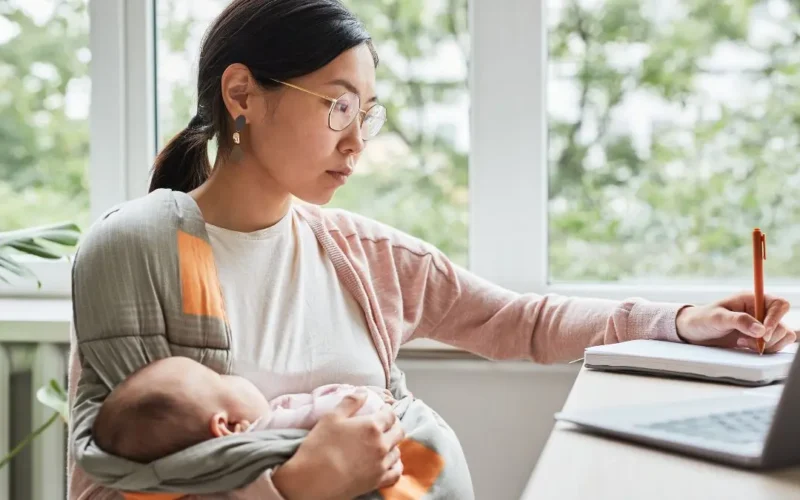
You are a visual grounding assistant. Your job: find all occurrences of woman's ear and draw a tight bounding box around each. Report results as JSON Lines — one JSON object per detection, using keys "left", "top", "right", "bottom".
{"left": 220, "top": 63, "right": 254, "bottom": 123}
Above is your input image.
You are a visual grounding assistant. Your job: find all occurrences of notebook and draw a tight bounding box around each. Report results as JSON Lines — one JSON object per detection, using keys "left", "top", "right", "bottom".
{"left": 583, "top": 340, "right": 798, "bottom": 387}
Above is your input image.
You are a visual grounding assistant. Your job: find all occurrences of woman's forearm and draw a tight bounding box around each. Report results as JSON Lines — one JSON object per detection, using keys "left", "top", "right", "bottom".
{"left": 268, "top": 455, "right": 346, "bottom": 500}
{"left": 268, "top": 458, "right": 309, "bottom": 500}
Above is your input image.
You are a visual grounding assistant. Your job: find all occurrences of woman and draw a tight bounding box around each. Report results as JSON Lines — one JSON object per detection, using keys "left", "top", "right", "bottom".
{"left": 67, "top": 0, "right": 797, "bottom": 498}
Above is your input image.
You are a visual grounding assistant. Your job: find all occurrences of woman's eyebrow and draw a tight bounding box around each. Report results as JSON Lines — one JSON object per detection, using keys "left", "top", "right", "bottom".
{"left": 326, "top": 78, "right": 378, "bottom": 104}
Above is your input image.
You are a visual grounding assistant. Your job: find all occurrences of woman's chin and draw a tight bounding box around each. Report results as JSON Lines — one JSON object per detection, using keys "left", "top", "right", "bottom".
{"left": 292, "top": 189, "right": 337, "bottom": 207}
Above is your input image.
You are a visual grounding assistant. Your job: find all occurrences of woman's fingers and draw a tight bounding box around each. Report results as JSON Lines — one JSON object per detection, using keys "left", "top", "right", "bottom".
{"left": 763, "top": 296, "right": 791, "bottom": 332}
{"left": 764, "top": 326, "right": 797, "bottom": 354}
{"left": 373, "top": 404, "right": 397, "bottom": 433}
{"left": 736, "top": 336, "right": 759, "bottom": 351}
{"left": 368, "top": 403, "right": 405, "bottom": 490}
{"left": 381, "top": 445, "right": 401, "bottom": 470}
{"left": 714, "top": 310, "right": 765, "bottom": 338}
{"left": 736, "top": 324, "right": 797, "bottom": 354}
{"left": 382, "top": 417, "right": 405, "bottom": 450}
{"left": 377, "top": 455, "right": 404, "bottom": 489}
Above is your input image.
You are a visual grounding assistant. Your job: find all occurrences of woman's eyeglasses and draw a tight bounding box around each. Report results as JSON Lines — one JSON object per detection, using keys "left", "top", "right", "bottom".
{"left": 271, "top": 79, "right": 386, "bottom": 141}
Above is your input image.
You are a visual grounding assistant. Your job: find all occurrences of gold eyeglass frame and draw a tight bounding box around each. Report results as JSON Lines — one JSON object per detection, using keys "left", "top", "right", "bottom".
{"left": 270, "top": 79, "right": 385, "bottom": 139}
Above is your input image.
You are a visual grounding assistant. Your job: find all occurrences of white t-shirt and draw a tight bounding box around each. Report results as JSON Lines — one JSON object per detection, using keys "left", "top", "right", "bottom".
{"left": 205, "top": 208, "right": 385, "bottom": 401}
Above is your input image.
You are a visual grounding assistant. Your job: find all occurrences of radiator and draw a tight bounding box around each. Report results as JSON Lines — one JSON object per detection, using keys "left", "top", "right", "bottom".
{"left": 1, "top": 341, "right": 68, "bottom": 500}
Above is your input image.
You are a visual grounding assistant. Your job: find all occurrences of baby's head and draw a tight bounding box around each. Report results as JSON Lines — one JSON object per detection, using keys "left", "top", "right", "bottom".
{"left": 92, "top": 356, "right": 271, "bottom": 463}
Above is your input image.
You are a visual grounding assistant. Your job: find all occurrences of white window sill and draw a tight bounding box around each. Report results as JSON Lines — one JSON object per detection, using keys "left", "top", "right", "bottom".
{"left": 0, "top": 298, "right": 74, "bottom": 343}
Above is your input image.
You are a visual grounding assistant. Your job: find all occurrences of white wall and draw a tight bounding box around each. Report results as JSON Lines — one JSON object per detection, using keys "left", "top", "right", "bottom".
{"left": 397, "top": 358, "right": 579, "bottom": 500}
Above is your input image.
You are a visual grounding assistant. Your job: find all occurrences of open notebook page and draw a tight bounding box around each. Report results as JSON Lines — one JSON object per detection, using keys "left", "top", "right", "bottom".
{"left": 583, "top": 340, "right": 797, "bottom": 386}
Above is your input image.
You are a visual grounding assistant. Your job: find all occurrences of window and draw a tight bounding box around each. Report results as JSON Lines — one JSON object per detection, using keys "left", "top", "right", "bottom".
{"left": 547, "top": 0, "right": 799, "bottom": 286}
{"left": 155, "top": 0, "right": 471, "bottom": 266}
{"left": 4, "top": 0, "right": 800, "bottom": 304}
{"left": 0, "top": 0, "right": 91, "bottom": 231}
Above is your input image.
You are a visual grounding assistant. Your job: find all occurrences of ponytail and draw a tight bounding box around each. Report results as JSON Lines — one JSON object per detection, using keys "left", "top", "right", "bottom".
{"left": 148, "top": 115, "right": 212, "bottom": 193}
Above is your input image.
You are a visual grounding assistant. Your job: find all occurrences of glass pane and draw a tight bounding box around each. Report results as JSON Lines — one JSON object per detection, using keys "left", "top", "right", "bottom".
{"left": 547, "top": 0, "right": 798, "bottom": 284}
{"left": 0, "top": 0, "right": 91, "bottom": 231}
{"left": 155, "top": 0, "right": 469, "bottom": 266}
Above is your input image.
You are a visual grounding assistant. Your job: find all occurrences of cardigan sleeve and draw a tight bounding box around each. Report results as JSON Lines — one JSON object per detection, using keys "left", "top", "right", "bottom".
{"left": 407, "top": 258, "right": 685, "bottom": 363}
{"left": 346, "top": 216, "right": 687, "bottom": 364}
{"left": 318, "top": 207, "right": 687, "bottom": 364}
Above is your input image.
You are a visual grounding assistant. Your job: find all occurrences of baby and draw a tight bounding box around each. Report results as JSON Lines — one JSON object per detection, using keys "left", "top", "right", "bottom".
{"left": 92, "top": 356, "right": 392, "bottom": 463}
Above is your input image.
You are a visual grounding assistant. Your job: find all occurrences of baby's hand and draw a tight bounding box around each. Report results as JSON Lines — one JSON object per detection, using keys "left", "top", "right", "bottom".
{"left": 233, "top": 420, "right": 251, "bottom": 433}
{"left": 363, "top": 386, "right": 395, "bottom": 404}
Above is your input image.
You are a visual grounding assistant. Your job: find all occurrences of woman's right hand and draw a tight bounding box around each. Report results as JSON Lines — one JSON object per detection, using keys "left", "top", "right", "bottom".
{"left": 272, "top": 389, "right": 405, "bottom": 500}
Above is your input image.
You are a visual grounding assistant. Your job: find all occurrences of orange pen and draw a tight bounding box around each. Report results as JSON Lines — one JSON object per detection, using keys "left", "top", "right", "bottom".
{"left": 753, "top": 228, "right": 766, "bottom": 355}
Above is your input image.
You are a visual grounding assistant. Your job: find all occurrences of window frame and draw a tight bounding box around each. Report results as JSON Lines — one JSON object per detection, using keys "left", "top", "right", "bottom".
{"left": 87, "top": 0, "right": 155, "bottom": 230}
{"left": 4, "top": 0, "right": 800, "bottom": 307}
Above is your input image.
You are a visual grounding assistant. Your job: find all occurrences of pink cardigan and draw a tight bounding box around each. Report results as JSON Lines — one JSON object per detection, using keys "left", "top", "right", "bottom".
{"left": 67, "top": 203, "right": 684, "bottom": 499}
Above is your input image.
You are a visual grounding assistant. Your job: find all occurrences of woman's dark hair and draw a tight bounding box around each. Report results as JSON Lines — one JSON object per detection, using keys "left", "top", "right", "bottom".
{"left": 149, "top": 0, "right": 378, "bottom": 193}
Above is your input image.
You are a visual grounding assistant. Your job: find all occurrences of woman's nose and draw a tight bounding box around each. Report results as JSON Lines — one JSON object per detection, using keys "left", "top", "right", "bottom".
{"left": 339, "top": 120, "right": 366, "bottom": 154}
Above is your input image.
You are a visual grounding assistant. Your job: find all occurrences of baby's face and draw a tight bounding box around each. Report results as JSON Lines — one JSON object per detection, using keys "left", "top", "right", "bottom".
{"left": 220, "top": 374, "right": 272, "bottom": 424}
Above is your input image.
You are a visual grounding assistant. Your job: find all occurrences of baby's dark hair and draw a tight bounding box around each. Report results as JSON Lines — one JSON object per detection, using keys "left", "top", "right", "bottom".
{"left": 92, "top": 360, "right": 212, "bottom": 463}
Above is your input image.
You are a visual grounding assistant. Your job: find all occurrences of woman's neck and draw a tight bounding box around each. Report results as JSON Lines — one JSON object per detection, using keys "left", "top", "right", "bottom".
{"left": 189, "top": 158, "right": 292, "bottom": 232}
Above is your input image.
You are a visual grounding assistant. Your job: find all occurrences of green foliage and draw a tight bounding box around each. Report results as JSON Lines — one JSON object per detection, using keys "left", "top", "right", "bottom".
{"left": 0, "top": 0, "right": 91, "bottom": 231}
{"left": 0, "top": 221, "right": 81, "bottom": 286}
{"left": 548, "top": 0, "right": 800, "bottom": 282}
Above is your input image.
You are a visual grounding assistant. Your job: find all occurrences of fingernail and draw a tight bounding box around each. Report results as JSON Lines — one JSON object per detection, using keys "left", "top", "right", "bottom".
{"left": 750, "top": 324, "right": 765, "bottom": 336}
{"left": 737, "top": 338, "right": 749, "bottom": 349}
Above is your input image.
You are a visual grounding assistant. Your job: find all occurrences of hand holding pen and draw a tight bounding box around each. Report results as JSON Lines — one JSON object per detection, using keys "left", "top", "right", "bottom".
{"left": 673, "top": 229, "right": 797, "bottom": 354}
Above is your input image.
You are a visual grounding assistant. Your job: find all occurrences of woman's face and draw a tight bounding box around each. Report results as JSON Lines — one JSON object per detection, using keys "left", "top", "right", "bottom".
{"left": 236, "top": 44, "right": 379, "bottom": 205}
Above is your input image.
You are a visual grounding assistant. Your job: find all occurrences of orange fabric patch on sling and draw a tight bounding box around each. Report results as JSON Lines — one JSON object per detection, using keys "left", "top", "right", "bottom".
{"left": 177, "top": 229, "right": 225, "bottom": 319}
{"left": 379, "top": 438, "right": 445, "bottom": 500}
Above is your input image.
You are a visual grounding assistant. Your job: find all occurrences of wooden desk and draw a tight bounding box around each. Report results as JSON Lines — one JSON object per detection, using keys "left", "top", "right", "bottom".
{"left": 521, "top": 366, "right": 800, "bottom": 500}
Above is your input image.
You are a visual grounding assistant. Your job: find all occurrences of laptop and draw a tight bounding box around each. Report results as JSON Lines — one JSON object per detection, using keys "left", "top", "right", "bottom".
{"left": 554, "top": 345, "right": 800, "bottom": 469}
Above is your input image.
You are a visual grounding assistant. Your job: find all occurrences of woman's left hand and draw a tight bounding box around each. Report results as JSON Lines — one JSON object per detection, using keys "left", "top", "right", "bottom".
{"left": 676, "top": 292, "right": 797, "bottom": 354}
